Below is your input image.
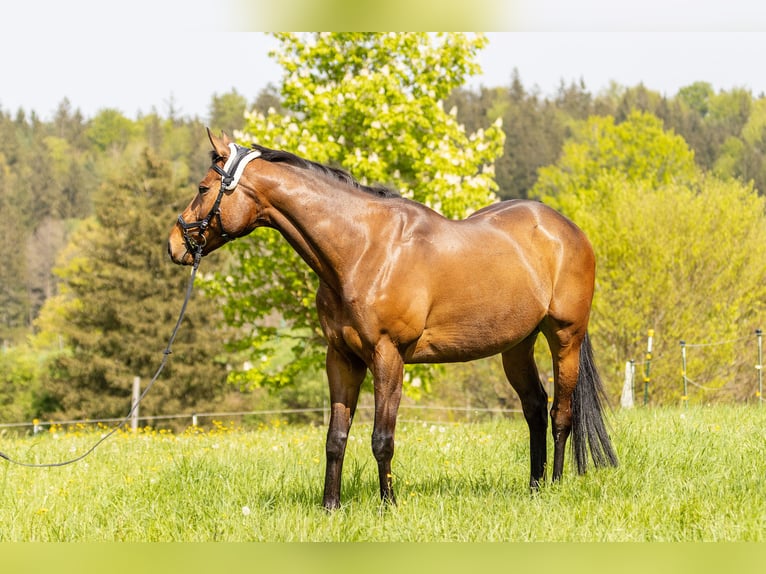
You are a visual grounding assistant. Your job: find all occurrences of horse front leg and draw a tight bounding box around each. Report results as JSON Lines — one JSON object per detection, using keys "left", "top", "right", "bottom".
{"left": 370, "top": 341, "right": 404, "bottom": 505}
{"left": 322, "top": 345, "right": 366, "bottom": 510}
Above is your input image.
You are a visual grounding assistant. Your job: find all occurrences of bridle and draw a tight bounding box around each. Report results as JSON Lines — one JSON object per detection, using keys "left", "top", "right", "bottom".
{"left": 177, "top": 142, "right": 261, "bottom": 257}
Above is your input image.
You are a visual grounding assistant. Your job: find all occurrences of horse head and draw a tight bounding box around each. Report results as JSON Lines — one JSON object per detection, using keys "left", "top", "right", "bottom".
{"left": 168, "top": 129, "right": 263, "bottom": 266}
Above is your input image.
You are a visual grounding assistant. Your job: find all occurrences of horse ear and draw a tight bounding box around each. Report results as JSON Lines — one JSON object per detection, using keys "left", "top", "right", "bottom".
{"left": 206, "top": 127, "right": 230, "bottom": 158}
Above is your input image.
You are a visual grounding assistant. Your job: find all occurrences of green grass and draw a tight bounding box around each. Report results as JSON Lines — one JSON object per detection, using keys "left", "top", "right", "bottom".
{"left": 1, "top": 406, "right": 764, "bottom": 541}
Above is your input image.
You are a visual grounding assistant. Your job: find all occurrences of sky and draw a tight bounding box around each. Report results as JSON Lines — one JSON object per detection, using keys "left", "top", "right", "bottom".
{"left": 3, "top": 2, "right": 766, "bottom": 121}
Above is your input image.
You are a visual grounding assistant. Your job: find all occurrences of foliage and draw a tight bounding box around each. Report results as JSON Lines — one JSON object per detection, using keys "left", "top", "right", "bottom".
{"left": 7, "top": 57, "right": 766, "bottom": 417}
{"left": 86, "top": 108, "right": 139, "bottom": 153}
{"left": 0, "top": 406, "right": 764, "bottom": 541}
{"left": 210, "top": 32, "right": 505, "bottom": 393}
{"left": 0, "top": 103, "right": 95, "bottom": 342}
{"left": 208, "top": 89, "right": 249, "bottom": 135}
{"left": 446, "top": 73, "right": 571, "bottom": 201}
{"left": 0, "top": 346, "right": 47, "bottom": 423}
{"left": 533, "top": 112, "right": 766, "bottom": 403}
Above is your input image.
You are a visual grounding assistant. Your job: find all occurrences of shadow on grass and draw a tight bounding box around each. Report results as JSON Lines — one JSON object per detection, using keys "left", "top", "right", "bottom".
{"left": 146, "top": 445, "right": 555, "bottom": 515}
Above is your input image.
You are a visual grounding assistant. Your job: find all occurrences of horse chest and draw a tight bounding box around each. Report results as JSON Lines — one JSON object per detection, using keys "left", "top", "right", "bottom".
{"left": 323, "top": 292, "right": 426, "bottom": 359}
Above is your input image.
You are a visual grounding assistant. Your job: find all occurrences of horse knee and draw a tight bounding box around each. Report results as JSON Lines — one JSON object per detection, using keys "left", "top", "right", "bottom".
{"left": 371, "top": 431, "right": 394, "bottom": 463}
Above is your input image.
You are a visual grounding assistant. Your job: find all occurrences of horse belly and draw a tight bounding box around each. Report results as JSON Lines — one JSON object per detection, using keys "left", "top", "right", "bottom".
{"left": 405, "top": 299, "right": 545, "bottom": 364}
{"left": 402, "top": 247, "right": 550, "bottom": 363}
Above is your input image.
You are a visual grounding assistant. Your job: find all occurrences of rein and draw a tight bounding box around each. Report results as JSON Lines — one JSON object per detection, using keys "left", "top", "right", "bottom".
{"left": 0, "top": 248, "right": 203, "bottom": 468}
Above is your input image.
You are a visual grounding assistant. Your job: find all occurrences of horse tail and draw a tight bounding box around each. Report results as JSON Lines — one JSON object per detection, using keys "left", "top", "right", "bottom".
{"left": 571, "top": 332, "right": 618, "bottom": 474}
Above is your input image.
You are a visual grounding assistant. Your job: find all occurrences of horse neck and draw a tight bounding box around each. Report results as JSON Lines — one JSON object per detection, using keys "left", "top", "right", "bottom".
{"left": 261, "top": 167, "right": 375, "bottom": 290}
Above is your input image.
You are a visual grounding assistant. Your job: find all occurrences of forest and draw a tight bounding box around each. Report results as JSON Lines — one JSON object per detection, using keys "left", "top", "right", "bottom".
{"left": 2, "top": 33, "right": 765, "bottom": 425}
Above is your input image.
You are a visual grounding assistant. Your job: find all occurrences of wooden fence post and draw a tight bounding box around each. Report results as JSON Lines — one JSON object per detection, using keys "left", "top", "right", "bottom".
{"left": 621, "top": 360, "right": 635, "bottom": 408}
{"left": 756, "top": 329, "right": 763, "bottom": 407}
{"left": 131, "top": 376, "right": 140, "bottom": 432}
{"left": 643, "top": 329, "right": 654, "bottom": 406}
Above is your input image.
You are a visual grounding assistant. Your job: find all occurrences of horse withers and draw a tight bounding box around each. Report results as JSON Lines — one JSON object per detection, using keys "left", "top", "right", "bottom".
{"left": 168, "top": 130, "right": 618, "bottom": 509}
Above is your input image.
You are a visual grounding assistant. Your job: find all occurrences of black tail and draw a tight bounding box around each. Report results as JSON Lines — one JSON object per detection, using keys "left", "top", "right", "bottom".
{"left": 571, "top": 332, "right": 618, "bottom": 474}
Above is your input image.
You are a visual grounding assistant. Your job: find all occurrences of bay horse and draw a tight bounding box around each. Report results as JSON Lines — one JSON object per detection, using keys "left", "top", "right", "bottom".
{"left": 168, "top": 130, "right": 618, "bottom": 510}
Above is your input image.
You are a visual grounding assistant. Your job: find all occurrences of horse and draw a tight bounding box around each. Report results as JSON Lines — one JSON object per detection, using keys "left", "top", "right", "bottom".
{"left": 168, "top": 129, "right": 618, "bottom": 510}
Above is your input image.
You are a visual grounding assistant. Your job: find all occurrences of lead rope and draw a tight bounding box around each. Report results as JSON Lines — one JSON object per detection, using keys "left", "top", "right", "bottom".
{"left": 0, "top": 248, "right": 203, "bottom": 468}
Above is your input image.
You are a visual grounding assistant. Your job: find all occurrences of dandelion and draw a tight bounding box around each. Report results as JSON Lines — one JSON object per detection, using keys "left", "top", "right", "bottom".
{"left": 242, "top": 506, "right": 251, "bottom": 517}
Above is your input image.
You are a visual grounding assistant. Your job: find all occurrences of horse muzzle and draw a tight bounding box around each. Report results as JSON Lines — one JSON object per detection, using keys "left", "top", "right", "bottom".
{"left": 167, "top": 225, "right": 197, "bottom": 266}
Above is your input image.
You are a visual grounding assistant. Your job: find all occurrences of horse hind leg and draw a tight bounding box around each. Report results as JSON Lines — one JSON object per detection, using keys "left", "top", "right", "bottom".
{"left": 543, "top": 325, "right": 618, "bottom": 482}
{"left": 501, "top": 333, "right": 548, "bottom": 491}
{"left": 546, "top": 335, "right": 579, "bottom": 482}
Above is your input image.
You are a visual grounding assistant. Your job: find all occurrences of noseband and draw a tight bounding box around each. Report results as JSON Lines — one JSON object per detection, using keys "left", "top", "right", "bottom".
{"left": 177, "top": 143, "right": 261, "bottom": 256}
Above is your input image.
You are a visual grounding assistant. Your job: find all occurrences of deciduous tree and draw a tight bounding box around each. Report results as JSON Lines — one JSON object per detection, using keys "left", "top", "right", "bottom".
{"left": 208, "top": 32, "right": 505, "bottom": 393}
{"left": 534, "top": 111, "right": 766, "bottom": 403}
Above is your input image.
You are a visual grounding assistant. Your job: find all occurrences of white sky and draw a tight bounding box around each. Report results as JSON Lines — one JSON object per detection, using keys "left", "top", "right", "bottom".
{"left": 471, "top": 32, "right": 766, "bottom": 97}
{"left": 3, "top": 2, "right": 766, "bottom": 120}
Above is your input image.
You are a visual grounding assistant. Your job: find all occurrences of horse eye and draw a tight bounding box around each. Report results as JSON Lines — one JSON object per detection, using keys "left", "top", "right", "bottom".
{"left": 199, "top": 184, "right": 210, "bottom": 194}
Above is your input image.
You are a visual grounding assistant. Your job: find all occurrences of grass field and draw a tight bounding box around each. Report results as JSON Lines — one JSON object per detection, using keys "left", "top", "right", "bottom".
{"left": 1, "top": 405, "right": 764, "bottom": 541}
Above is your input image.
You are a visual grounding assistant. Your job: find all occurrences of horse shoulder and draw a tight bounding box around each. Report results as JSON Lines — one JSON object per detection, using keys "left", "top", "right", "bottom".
{"left": 316, "top": 283, "right": 351, "bottom": 350}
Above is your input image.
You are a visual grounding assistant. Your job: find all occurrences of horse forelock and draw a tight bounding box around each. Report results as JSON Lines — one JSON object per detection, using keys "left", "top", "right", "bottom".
{"left": 249, "top": 143, "right": 400, "bottom": 199}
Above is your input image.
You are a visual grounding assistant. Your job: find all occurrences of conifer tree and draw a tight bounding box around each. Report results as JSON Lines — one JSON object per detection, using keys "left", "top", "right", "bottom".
{"left": 39, "top": 147, "right": 230, "bottom": 422}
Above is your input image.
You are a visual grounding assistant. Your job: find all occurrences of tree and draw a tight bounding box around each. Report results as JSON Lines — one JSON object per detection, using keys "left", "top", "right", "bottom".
{"left": 86, "top": 108, "right": 138, "bottom": 153}
{"left": 0, "top": 346, "right": 45, "bottom": 423}
{"left": 495, "top": 71, "right": 569, "bottom": 199}
{"left": 677, "top": 82, "right": 715, "bottom": 118}
{"left": 208, "top": 32, "right": 505, "bottom": 393}
{"left": 0, "top": 111, "right": 35, "bottom": 342}
{"left": 533, "top": 111, "right": 766, "bottom": 404}
{"left": 712, "top": 96, "right": 766, "bottom": 194}
{"left": 37, "top": 147, "right": 232, "bottom": 422}
{"left": 670, "top": 85, "right": 754, "bottom": 172}
{"left": 25, "top": 217, "right": 67, "bottom": 322}
{"left": 208, "top": 89, "right": 248, "bottom": 134}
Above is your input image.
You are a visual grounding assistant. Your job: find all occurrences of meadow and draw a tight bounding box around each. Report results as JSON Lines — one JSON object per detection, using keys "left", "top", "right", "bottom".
{"left": 0, "top": 405, "right": 764, "bottom": 542}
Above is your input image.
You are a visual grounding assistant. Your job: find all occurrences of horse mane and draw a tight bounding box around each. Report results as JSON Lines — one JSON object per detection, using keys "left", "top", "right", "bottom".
{"left": 249, "top": 143, "right": 400, "bottom": 198}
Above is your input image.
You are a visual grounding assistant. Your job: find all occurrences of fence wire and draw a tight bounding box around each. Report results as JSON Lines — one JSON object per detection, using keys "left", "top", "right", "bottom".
{"left": 0, "top": 404, "right": 524, "bottom": 433}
